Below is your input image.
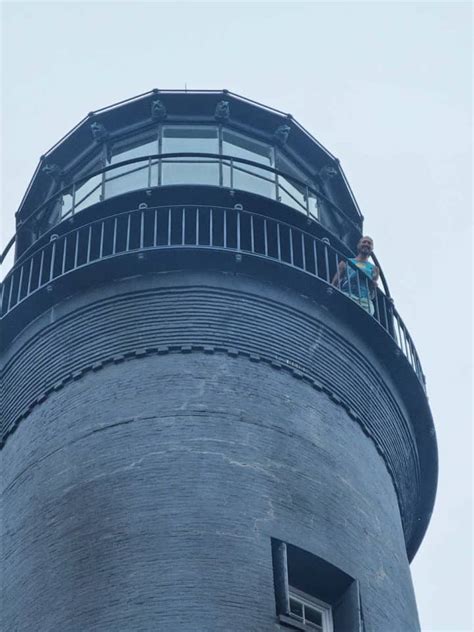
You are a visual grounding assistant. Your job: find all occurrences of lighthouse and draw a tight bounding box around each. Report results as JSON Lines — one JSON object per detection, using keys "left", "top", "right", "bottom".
{"left": 1, "top": 90, "right": 437, "bottom": 632}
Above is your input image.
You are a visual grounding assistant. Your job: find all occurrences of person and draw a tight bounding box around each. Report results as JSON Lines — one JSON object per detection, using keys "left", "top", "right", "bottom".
{"left": 332, "top": 236, "right": 379, "bottom": 314}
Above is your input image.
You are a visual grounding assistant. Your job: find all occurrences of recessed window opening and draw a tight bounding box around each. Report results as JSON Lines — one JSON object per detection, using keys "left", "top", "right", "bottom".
{"left": 271, "top": 539, "right": 363, "bottom": 632}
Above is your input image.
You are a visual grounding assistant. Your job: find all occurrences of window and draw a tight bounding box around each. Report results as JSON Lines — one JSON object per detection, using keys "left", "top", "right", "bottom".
{"left": 161, "top": 126, "right": 219, "bottom": 186}
{"left": 105, "top": 134, "right": 158, "bottom": 198}
{"left": 222, "top": 129, "right": 275, "bottom": 198}
{"left": 275, "top": 150, "right": 312, "bottom": 214}
{"left": 271, "top": 539, "right": 363, "bottom": 632}
{"left": 73, "top": 159, "right": 104, "bottom": 213}
{"left": 289, "top": 588, "right": 333, "bottom": 631}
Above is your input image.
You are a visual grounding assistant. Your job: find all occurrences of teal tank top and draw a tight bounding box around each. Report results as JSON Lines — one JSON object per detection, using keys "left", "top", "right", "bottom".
{"left": 342, "top": 258, "right": 375, "bottom": 299}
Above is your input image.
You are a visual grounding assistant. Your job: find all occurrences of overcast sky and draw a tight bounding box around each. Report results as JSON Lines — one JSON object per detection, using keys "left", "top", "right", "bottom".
{"left": 1, "top": 2, "right": 472, "bottom": 631}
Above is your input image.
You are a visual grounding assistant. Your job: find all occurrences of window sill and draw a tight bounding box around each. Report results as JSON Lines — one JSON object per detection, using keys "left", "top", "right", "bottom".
{"left": 278, "top": 613, "right": 321, "bottom": 631}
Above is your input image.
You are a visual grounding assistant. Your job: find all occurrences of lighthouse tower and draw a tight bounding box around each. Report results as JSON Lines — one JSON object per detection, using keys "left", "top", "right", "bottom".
{"left": 1, "top": 90, "right": 437, "bottom": 632}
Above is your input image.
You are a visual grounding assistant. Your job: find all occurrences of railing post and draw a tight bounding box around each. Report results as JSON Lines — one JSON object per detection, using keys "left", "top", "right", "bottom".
{"left": 126, "top": 214, "right": 131, "bottom": 251}
{"left": 27, "top": 256, "right": 34, "bottom": 295}
{"left": 0, "top": 279, "right": 5, "bottom": 316}
{"left": 6, "top": 276, "right": 14, "bottom": 313}
{"left": 48, "top": 238, "right": 57, "bottom": 282}
{"left": 312, "top": 239, "right": 319, "bottom": 277}
{"left": 209, "top": 208, "right": 213, "bottom": 247}
{"left": 112, "top": 217, "right": 118, "bottom": 255}
{"left": 374, "top": 287, "right": 381, "bottom": 324}
{"left": 71, "top": 182, "right": 76, "bottom": 217}
{"left": 365, "top": 276, "right": 373, "bottom": 319}
{"left": 224, "top": 209, "right": 228, "bottom": 249}
{"left": 289, "top": 228, "right": 294, "bottom": 266}
{"left": 379, "top": 289, "right": 388, "bottom": 330}
{"left": 355, "top": 266, "right": 362, "bottom": 308}
{"left": 237, "top": 210, "right": 241, "bottom": 251}
{"left": 264, "top": 219, "right": 268, "bottom": 257}
{"left": 100, "top": 221, "right": 105, "bottom": 258}
{"left": 6, "top": 272, "right": 15, "bottom": 312}
{"left": 73, "top": 231, "right": 79, "bottom": 269}
{"left": 38, "top": 250, "right": 45, "bottom": 288}
{"left": 335, "top": 252, "right": 341, "bottom": 290}
{"left": 323, "top": 240, "right": 330, "bottom": 283}
{"left": 15, "top": 264, "right": 24, "bottom": 306}
{"left": 86, "top": 225, "right": 92, "bottom": 263}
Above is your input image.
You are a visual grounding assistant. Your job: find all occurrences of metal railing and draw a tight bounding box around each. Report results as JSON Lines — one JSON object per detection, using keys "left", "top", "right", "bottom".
{"left": 9, "top": 153, "right": 362, "bottom": 262}
{"left": 0, "top": 204, "right": 425, "bottom": 388}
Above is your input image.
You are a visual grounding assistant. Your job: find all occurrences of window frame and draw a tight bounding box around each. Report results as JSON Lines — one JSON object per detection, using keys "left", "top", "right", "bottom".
{"left": 288, "top": 587, "right": 334, "bottom": 632}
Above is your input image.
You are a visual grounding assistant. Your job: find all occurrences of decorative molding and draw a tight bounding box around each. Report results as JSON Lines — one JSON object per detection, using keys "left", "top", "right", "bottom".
{"left": 151, "top": 98, "right": 167, "bottom": 121}
{"left": 214, "top": 100, "right": 230, "bottom": 122}
{"left": 90, "top": 121, "right": 109, "bottom": 142}
{"left": 41, "top": 163, "right": 63, "bottom": 180}
{"left": 274, "top": 124, "right": 291, "bottom": 146}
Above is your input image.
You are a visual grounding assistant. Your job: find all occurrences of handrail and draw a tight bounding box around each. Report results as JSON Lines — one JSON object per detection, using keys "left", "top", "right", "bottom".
{"left": 0, "top": 235, "right": 15, "bottom": 265}
{"left": 16, "top": 152, "right": 362, "bottom": 236}
{"left": 0, "top": 204, "right": 425, "bottom": 389}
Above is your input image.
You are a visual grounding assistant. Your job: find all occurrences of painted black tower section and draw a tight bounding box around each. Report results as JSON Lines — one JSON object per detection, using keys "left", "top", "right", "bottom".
{"left": 1, "top": 91, "right": 437, "bottom": 632}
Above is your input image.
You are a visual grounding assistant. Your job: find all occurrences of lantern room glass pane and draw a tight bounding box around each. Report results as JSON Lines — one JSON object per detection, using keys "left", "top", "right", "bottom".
{"left": 276, "top": 151, "right": 309, "bottom": 213}
{"left": 222, "top": 130, "right": 275, "bottom": 198}
{"left": 74, "top": 173, "right": 103, "bottom": 213}
{"left": 161, "top": 126, "right": 219, "bottom": 185}
{"left": 105, "top": 136, "right": 158, "bottom": 198}
{"left": 60, "top": 192, "right": 74, "bottom": 218}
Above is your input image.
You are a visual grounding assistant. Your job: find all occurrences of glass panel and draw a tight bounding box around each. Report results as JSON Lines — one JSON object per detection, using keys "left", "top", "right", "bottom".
{"left": 104, "top": 164, "right": 149, "bottom": 198}
{"left": 305, "top": 605, "right": 323, "bottom": 627}
{"left": 162, "top": 126, "right": 219, "bottom": 185}
{"left": 74, "top": 173, "right": 103, "bottom": 213}
{"left": 276, "top": 151, "right": 308, "bottom": 212}
{"left": 289, "top": 598, "right": 304, "bottom": 620}
{"left": 223, "top": 129, "right": 272, "bottom": 165}
{"left": 61, "top": 192, "right": 74, "bottom": 218}
{"left": 278, "top": 176, "right": 307, "bottom": 212}
{"left": 105, "top": 137, "right": 158, "bottom": 197}
{"left": 109, "top": 137, "right": 158, "bottom": 170}
{"left": 222, "top": 161, "right": 276, "bottom": 198}
{"left": 308, "top": 190, "right": 320, "bottom": 220}
{"left": 222, "top": 130, "right": 275, "bottom": 198}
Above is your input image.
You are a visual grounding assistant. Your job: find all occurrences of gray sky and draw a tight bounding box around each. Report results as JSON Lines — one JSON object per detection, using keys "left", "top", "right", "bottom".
{"left": 1, "top": 2, "right": 472, "bottom": 630}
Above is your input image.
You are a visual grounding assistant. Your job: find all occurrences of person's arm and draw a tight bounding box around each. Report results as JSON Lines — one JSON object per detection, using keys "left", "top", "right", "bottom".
{"left": 372, "top": 266, "right": 379, "bottom": 289}
{"left": 332, "top": 260, "right": 346, "bottom": 287}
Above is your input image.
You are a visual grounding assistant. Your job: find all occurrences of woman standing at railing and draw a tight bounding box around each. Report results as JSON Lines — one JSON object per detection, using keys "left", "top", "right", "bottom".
{"left": 332, "top": 236, "right": 379, "bottom": 314}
